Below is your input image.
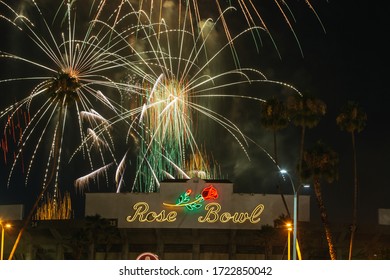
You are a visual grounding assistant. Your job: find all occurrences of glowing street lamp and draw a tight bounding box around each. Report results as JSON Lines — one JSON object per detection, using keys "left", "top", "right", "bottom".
{"left": 280, "top": 169, "right": 309, "bottom": 260}
{"left": 1, "top": 220, "right": 12, "bottom": 260}
{"left": 286, "top": 222, "right": 292, "bottom": 260}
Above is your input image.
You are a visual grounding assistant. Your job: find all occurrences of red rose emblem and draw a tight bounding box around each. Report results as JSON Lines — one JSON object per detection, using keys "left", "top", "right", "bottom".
{"left": 201, "top": 185, "right": 218, "bottom": 200}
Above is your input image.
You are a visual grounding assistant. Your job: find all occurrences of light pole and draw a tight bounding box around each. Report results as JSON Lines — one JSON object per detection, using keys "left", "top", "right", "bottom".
{"left": 286, "top": 222, "right": 292, "bottom": 260}
{"left": 280, "top": 169, "right": 309, "bottom": 260}
{"left": 1, "top": 220, "right": 11, "bottom": 260}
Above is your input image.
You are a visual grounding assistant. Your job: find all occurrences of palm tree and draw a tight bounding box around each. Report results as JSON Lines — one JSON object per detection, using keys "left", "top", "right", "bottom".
{"left": 260, "top": 97, "right": 289, "bottom": 164}
{"left": 301, "top": 140, "right": 339, "bottom": 260}
{"left": 68, "top": 215, "right": 112, "bottom": 260}
{"left": 69, "top": 228, "right": 90, "bottom": 259}
{"left": 336, "top": 101, "right": 367, "bottom": 260}
{"left": 256, "top": 225, "right": 278, "bottom": 260}
{"left": 260, "top": 97, "right": 290, "bottom": 216}
{"left": 84, "top": 215, "right": 116, "bottom": 260}
{"left": 287, "top": 95, "right": 326, "bottom": 180}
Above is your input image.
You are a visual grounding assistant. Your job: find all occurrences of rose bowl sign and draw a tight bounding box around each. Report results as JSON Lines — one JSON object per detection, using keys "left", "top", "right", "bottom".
{"left": 85, "top": 178, "right": 310, "bottom": 229}
{"left": 126, "top": 201, "right": 264, "bottom": 225}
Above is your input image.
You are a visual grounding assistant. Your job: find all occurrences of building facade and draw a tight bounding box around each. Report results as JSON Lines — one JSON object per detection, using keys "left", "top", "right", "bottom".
{"left": 1, "top": 179, "right": 389, "bottom": 260}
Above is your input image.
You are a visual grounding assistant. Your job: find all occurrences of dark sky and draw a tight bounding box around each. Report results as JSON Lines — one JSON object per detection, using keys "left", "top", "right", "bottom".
{"left": 315, "top": 1, "right": 389, "bottom": 225}
{"left": 235, "top": 0, "right": 390, "bottom": 225}
{"left": 325, "top": 1, "right": 389, "bottom": 225}
{"left": 0, "top": 0, "right": 389, "bottom": 226}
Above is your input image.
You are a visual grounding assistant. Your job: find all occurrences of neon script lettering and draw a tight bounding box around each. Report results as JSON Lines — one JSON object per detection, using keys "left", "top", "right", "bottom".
{"left": 126, "top": 202, "right": 264, "bottom": 224}
{"left": 198, "top": 203, "right": 264, "bottom": 224}
{"left": 126, "top": 202, "right": 177, "bottom": 223}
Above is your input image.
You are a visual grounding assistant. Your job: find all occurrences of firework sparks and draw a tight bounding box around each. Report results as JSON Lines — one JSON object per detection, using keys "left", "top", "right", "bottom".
{"left": 1, "top": 0, "right": 306, "bottom": 197}
{"left": 0, "top": 1, "right": 132, "bottom": 201}
{"left": 133, "top": 0, "right": 326, "bottom": 60}
{"left": 73, "top": 0, "right": 302, "bottom": 193}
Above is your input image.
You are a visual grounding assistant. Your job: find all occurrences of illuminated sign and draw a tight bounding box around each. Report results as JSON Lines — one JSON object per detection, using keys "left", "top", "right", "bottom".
{"left": 85, "top": 178, "right": 310, "bottom": 229}
{"left": 125, "top": 185, "right": 264, "bottom": 226}
{"left": 126, "top": 202, "right": 264, "bottom": 225}
{"left": 162, "top": 185, "right": 219, "bottom": 210}
{"left": 127, "top": 202, "right": 177, "bottom": 223}
{"left": 198, "top": 203, "right": 264, "bottom": 224}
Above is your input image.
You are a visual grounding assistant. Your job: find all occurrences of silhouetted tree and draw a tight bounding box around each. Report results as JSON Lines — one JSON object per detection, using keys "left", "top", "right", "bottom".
{"left": 260, "top": 97, "right": 290, "bottom": 216}
{"left": 301, "top": 140, "right": 339, "bottom": 260}
{"left": 336, "top": 101, "right": 367, "bottom": 260}
{"left": 287, "top": 95, "right": 326, "bottom": 180}
{"left": 260, "top": 97, "right": 289, "bottom": 164}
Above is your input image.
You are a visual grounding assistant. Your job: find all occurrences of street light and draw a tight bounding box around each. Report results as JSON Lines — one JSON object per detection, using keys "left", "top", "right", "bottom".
{"left": 1, "top": 220, "right": 12, "bottom": 260}
{"left": 280, "top": 169, "right": 309, "bottom": 260}
{"left": 286, "top": 222, "right": 292, "bottom": 260}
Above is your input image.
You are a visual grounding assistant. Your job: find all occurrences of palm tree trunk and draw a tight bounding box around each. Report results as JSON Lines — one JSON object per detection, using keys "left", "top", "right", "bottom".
{"left": 313, "top": 177, "right": 337, "bottom": 260}
{"left": 348, "top": 132, "right": 358, "bottom": 260}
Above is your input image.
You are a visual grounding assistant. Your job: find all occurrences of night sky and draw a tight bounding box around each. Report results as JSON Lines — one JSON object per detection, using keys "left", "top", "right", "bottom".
{"left": 0, "top": 0, "right": 389, "bottom": 227}
{"left": 228, "top": 0, "right": 390, "bottom": 225}
{"left": 245, "top": 0, "right": 390, "bottom": 225}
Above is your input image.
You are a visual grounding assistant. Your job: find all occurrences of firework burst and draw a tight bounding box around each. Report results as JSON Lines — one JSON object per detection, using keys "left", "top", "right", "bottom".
{"left": 74, "top": 0, "right": 302, "bottom": 193}
{"left": 0, "top": 0, "right": 132, "bottom": 203}
{"left": 131, "top": 0, "right": 326, "bottom": 60}
{"left": 1, "top": 0, "right": 306, "bottom": 197}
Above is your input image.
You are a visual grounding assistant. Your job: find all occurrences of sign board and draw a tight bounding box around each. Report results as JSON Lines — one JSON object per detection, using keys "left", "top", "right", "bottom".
{"left": 136, "top": 252, "right": 159, "bottom": 260}
{"left": 378, "top": 208, "right": 390, "bottom": 225}
{"left": 0, "top": 204, "right": 24, "bottom": 220}
{"left": 85, "top": 178, "right": 310, "bottom": 229}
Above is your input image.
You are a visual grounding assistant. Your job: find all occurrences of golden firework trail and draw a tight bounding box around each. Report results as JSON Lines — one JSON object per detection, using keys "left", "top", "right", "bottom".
{"left": 1, "top": 0, "right": 316, "bottom": 195}
{"left": 74, "top": 0, "right": 302, "bottom": 193}
{"left": 0, "top": 0, "right": 134, "bottom": 199}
